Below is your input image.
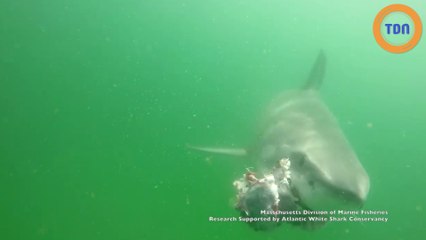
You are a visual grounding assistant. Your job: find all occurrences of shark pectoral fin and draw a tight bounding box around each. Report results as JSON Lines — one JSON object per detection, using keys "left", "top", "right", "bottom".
{"left": 186, "top": 144, "right": 247, "bottom": 156}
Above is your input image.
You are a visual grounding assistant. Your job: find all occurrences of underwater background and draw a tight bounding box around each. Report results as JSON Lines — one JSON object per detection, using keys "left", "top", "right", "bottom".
{"left": 1, "top": 0, "right": 425, "bottom": 239}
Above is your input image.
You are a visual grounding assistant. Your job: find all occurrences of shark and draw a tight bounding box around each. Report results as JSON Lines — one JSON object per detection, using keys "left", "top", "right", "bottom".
{"left": 190, "top": 51, "right": 370, "bottom": 231}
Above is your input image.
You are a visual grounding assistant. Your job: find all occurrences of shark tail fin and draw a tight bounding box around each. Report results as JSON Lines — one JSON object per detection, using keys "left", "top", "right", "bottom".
{"left": 303, "top": 50, "right": 326, "bottom": 90}
{"left": 187, "top": 144, "right": 247, "bottom": 157}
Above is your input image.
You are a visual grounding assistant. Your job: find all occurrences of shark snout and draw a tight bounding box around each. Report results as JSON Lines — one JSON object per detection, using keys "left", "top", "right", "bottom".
{"left": 354, "top": 174, "right": 370, "bottom": 206}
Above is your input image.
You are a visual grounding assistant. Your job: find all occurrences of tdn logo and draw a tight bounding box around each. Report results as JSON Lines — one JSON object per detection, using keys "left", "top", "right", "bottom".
{"left": 373, "top": 4, "right": 422, "bottom": 53}
{"left": 384, "top": 23, "right": 410, "bottom": 35}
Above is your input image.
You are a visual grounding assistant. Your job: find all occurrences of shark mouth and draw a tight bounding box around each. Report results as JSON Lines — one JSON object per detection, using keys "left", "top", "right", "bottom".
{"left": 233, "top": 159, "right": 292, "bottom": 231}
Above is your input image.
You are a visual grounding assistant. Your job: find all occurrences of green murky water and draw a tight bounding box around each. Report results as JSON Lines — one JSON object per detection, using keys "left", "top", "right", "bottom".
{"left": 1, "top": 0, "right": 425, "bottom": 239}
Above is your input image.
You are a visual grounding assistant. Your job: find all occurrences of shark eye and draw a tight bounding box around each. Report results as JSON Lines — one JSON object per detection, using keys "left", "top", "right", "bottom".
{"left": 290, "top": 152, "right": 307, "bottom": 167}
{"left": 308, "top": 180, "right": 315, "bottom": 189}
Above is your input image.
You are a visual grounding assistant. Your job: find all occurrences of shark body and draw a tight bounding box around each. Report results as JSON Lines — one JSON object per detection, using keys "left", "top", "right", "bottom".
{"left": 190, "top": 51, "right": 370, "bottom": 230}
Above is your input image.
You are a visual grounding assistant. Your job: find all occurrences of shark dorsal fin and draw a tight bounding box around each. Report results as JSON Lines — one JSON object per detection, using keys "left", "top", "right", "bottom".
{"left": 303, "top": 50, "right": 326, "bottom": 90}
